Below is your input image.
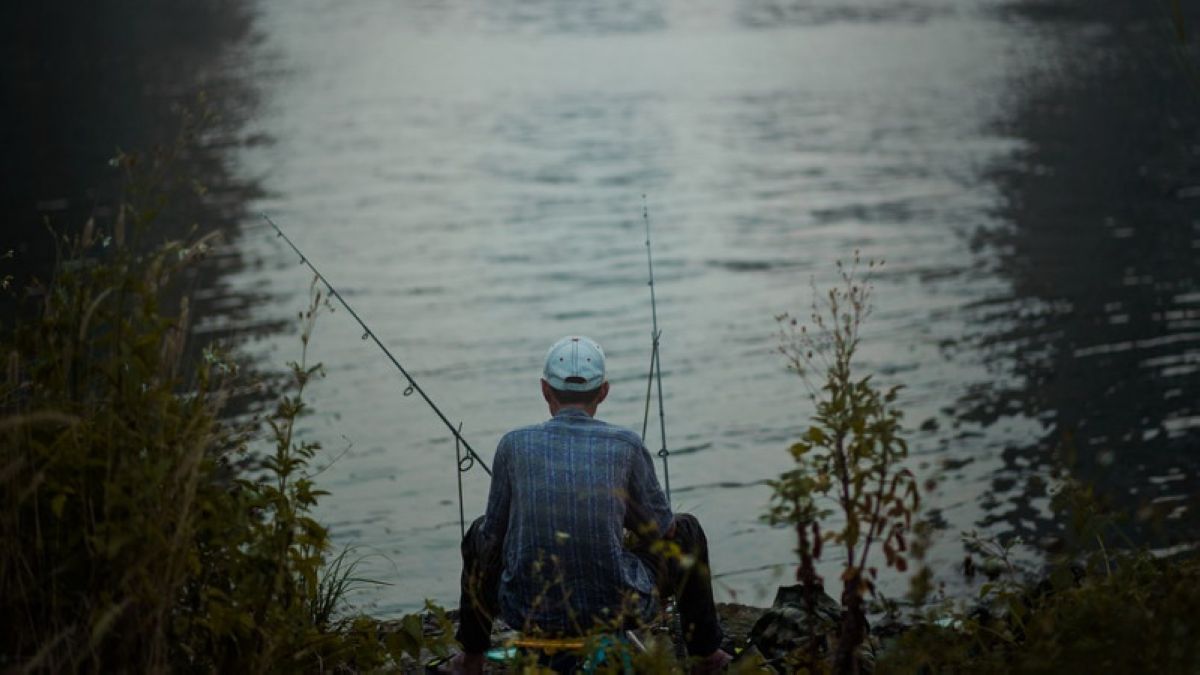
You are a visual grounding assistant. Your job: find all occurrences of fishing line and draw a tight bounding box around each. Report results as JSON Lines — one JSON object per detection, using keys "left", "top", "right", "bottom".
{"left": 261, "top": 213, "right": 492, "bottom": 479}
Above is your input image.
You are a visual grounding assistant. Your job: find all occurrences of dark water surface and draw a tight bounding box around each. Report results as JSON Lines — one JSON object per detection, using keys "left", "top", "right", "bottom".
{"left": 5, "top": 0, "right": 1198, "bottom": 615}
{"left": 962, "top": 3, "right": 1200, "bottom": 552}
{"left": 1, "top": 0, "right": 264, "bottom": 332}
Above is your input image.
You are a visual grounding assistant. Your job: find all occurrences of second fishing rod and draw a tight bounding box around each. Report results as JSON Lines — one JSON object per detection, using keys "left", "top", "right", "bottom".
{"left": 640, "top": 196, "right": 672, "bottom": 504}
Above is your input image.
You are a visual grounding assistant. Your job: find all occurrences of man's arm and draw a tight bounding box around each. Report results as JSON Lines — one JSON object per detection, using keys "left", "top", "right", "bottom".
{"left": 627, "top": 442, "right": 674, "bottom": 539}
{"left": 479, "top": 438, "right": 512, "bottom": 543}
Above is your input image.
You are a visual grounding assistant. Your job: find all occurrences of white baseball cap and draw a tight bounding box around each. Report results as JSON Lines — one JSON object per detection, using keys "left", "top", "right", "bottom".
{"left": 543, "top": 335, "right": 607, "bottom": 392}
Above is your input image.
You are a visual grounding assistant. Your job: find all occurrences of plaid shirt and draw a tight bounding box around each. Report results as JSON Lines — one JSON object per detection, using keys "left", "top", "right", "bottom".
{"left": 480, "top": 408, "right": 674, "bottom": 634}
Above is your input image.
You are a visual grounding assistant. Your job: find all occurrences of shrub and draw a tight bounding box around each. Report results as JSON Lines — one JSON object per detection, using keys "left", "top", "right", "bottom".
{"left": 767, "top": 255, "right": 920, "bottom": 674}
{"left": 0, "top": 151, "right": 451, "bottom": 671}
{"left": 875, "top": 470, "right": 1200, "bottom": 674}
{"left": 763, "top": 261, "right": 1200, "bottom": 674}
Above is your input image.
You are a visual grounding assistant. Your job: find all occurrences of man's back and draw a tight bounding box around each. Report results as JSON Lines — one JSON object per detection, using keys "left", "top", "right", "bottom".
{"left": 448, "top": 336, "right": 730, "bottom": 673}
{"left": 481, "top": 408, "right": 673, "bottom": 635}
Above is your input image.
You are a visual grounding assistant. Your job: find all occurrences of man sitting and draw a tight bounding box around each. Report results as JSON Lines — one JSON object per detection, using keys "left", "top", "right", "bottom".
{"left": 448, "top": 336, "right": 732, "bottom": 673}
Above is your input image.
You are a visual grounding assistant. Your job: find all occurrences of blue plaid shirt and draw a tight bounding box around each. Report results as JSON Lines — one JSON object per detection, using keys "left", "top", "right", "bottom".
{"left": 480, "top": 408, "right": 674, "bottom": 634}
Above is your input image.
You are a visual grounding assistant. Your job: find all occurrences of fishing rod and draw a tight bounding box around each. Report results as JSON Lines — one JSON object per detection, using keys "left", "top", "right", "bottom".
{"left": 261, "top": 214, "right": 492, "bottom": 483}
{"left": 454, "top": 422, "right": 468, "bottom": 539}
{"left": 639, "top": 196, "right": 672, "bottom": 503}
{"left": 639, "top": 198, "right": 685, "bottom": 659}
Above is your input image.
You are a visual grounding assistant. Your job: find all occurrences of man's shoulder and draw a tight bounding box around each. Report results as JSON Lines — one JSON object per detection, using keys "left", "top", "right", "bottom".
{"left": 500, "top": 417, "right": 644, "bottom": 451}
{"left": 587, "top": 419, "right": 644, "bottom": 449}
{"left": 498, "top": 423, "right": 542, "bottom": 444}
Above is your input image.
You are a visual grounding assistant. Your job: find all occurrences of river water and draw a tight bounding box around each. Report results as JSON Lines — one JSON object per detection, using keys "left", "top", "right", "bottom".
{"left": 206, "top": 0, "right": 1200, "bottom": 613}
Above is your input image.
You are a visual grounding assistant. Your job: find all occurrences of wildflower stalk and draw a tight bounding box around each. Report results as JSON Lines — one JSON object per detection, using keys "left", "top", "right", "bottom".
{"left": 768, "top": 254, "right": 919, "bottom": 674}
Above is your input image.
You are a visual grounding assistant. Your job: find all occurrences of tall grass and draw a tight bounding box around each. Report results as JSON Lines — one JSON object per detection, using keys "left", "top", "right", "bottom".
{"left": 0, "top": 148, "right": 451, "bottom": 672}
{"left": 0, "top": 222, "right": 228, "bottom": 671}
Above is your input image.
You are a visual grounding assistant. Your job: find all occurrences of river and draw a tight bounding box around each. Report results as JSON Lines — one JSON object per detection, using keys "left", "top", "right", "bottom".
{"left": 13, "top": 0, "right": 1195, "bottom": 616}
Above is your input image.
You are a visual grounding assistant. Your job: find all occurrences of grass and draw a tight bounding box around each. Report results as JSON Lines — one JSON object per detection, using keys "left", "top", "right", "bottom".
{"left": 0, "top": 145, "right": 453, "bottom": 672}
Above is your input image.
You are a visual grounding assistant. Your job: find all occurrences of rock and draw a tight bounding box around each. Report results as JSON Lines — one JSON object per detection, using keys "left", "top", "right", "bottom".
{"left": 742, "top": 585, "right": 842, "bottom": 669}
{"left": 739, "top": 584, "right": 884, "bottom": 673}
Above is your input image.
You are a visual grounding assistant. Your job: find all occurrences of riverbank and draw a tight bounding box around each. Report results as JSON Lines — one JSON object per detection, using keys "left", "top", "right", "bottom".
{"left": 388, "top": 542, "right": 1200, "bottom": 673}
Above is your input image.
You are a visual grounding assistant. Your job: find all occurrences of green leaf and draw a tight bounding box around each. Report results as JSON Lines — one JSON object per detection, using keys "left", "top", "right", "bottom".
{"left": 805, "top": 426, "right": 828, "bottom": 445}
{"left": 50, "top": 493, "right": 67, "bottom": 518}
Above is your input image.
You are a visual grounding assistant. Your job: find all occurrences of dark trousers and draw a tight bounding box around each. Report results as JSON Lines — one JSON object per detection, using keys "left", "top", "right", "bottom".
{"left": 456, "top": 513, "right": 724, "bottom": 657}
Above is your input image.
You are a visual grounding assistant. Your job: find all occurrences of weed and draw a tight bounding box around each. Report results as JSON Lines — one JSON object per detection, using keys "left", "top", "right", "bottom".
{"left": 0, "top": 137, "right": 452, "bottom": 671}
{"left": 767, "top": 255, "right": 920, "bottom": 674}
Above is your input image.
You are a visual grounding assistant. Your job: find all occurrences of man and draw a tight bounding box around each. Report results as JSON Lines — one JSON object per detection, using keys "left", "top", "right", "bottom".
{"left": 447, "top": 336, "right": 733, "bottom": 674}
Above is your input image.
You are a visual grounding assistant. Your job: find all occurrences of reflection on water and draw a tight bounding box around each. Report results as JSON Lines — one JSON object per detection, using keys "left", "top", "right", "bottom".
{"left": 222, "top": 0, "right": 1200, "bottom": 613}
{"left": 0, "top": 0, "right": 265, "bottom": 338}
{"left": 958, "top": 5, "right": 1200, "bottom": 551}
